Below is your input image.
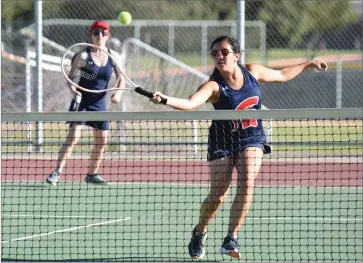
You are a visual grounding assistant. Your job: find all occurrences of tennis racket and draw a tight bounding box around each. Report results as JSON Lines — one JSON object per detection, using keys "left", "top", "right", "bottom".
{"left": 61, "top": 42, "right": 167, "bottom": 110}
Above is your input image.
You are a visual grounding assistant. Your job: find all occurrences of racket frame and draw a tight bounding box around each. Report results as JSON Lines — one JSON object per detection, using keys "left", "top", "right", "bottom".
{"left": 61, "top": 43, "right": 167, "bottom": 104}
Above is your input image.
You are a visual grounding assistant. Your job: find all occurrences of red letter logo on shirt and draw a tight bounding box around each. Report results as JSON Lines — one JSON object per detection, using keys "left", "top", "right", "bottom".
{"left": 232, "top": 96, "right": 259, "bottom": 132}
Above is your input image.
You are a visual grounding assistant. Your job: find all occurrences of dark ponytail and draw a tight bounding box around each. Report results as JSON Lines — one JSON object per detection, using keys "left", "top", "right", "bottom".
{"left": 209, "top": 67, "right": 221, "bottom": 81}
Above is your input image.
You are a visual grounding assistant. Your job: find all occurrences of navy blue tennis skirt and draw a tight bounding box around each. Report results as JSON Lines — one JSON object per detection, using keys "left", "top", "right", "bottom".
{"left": 68, "top": 99, "right": 110, "bottom": 130}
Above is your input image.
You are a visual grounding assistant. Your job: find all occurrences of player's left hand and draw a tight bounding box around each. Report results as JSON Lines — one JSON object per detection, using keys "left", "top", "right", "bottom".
{"left": 111, "top": 93, "right": 121, "bottom": 104}
{"left": 310, "top": 60, "right": 328, "bottom": 71}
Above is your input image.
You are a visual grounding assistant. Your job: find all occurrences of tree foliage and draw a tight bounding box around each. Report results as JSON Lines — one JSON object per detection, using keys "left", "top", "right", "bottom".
{"left": 259, "top": 0, "right": 359, "bottom": 47}
{"left": 2, "top": 0, "right": 33, "bottom": 23}
{"left": 1, "top": 0, "right": 360, "bottom": 48}
{"left": 2, "top": 0, "right": 263, "bottom": 21}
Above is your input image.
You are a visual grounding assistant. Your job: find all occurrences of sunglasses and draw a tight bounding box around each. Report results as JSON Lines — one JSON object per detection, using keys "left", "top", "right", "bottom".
{"left": 92, "top": 29, "right": 109, "bottom": 37}
{"left": 209, "top": 48, "right": 234, "bottom": 57}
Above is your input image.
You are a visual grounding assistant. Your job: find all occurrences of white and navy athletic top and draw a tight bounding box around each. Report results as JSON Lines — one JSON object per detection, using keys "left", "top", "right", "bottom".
{"left": 68, "top": 47, "right": 114, "bottom": 130}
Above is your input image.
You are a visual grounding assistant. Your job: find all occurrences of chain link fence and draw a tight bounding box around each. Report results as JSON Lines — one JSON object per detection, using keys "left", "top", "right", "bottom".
{"left": 2, "top": 0, "right": 362, "bottom": 112}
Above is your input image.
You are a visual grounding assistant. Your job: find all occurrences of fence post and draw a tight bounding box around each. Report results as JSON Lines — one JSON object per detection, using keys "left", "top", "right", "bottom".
{"left": 134, "top": 24, "right": 141, "bottom": 40}
{"left": 168, "top": 24, "right": 175, "bottom": 56}
{"left": 25, "top": 39, "right": 32, "bottom": 153}
{"left": 201, "top": 25, "right": 208, "bottom": 67}
{"left": 260, "top": 21, "right": 267, "bottom": 64}
{"left": 35, "top": 0, "right": 43, "bottom": 152}
{"left": 336, "top": 56, "right": 342, "bottom": 108}
{"left": 237, "top": 0, "right": 245, "bottom": 64}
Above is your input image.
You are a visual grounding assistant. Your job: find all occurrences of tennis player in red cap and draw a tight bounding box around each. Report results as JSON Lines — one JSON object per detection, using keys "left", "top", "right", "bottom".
{"left": 46, "top": 20, "right": 124, "bottom": 186}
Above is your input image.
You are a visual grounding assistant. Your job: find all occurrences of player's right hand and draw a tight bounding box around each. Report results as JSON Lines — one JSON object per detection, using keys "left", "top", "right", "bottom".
{"left": 151, "top": 91, "right": 164, "bottom": 104}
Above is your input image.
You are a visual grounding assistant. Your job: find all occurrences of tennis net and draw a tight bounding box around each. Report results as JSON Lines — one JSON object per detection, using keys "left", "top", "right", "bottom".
{"left": 1, "top": 109, "right": 362, "bottom": 262}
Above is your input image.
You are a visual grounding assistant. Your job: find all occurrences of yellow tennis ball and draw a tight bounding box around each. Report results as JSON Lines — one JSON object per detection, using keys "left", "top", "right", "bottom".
{"left": 118, "top": 11, "right": 132, "bottom": 25}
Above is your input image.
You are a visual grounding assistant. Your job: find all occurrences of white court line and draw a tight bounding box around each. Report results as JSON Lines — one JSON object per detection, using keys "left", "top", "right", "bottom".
{"left": 1, "top": 217, "right": 131, "bottom": 243}
{"left": 2, "top": 211, "right": 168, "bottom": 244}
{"left": 2, "top": 214, "right": 112, "bottom": 219}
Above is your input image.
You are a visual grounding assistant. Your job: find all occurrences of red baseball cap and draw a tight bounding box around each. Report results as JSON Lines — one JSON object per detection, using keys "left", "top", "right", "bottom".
{"left": 90, "top": 20, "right": 110, "bottom": 32}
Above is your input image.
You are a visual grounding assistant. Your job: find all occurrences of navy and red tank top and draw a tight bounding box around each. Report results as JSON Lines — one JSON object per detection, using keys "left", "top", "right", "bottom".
{"left": 211, "top": 64, "right": 265, "bottom": 137}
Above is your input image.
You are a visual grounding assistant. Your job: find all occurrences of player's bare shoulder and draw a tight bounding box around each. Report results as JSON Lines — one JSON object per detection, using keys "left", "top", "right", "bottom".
{"left": 244, "top": 63, "right": 262, "bottom": 80}
{"left": 198, "top": 80, "right": 219, "bottom": 93}
{"left": 244, "top": 63, "right": 261, "bottom": 72}
{"left": 200, "top": 80, "right": 220, "bottom": 103}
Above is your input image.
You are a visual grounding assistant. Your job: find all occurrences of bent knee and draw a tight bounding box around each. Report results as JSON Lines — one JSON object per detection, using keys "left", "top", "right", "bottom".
{"left": 94, "top": 136, "right": 107, "bottom": 147}
{"left": 98, "top": 138, "right": 108, "bottom": 146}
{"left": 63, "top": 137, "right": 78, "bottom": 147}
{"left": 207, "top": 193, "right": 228, "bottom": 204}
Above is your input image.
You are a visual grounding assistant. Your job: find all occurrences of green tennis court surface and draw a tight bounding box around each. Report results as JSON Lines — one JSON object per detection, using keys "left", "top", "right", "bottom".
{"left": 2, "top": 110, "right": 362, "bottom": 261}
{"left": 2, "top": 159, "right": 362, "bottom": 262}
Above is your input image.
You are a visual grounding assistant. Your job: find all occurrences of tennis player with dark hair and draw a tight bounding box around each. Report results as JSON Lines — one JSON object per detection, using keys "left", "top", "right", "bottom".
{"left": 151, "top": 36, "right": 327, "bottom": 259}
{"left": 46, "top": 20, "right": 124, "bottom": 186}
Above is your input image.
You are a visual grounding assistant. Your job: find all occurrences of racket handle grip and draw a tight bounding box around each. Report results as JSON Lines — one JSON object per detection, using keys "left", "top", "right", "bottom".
{"left": 75, "top": 94, "right": 82, "bottom": 104}
{"left": 135, "top": 87, "right": 168, "bottom": 105}
{"left": 72, "top": 94, "right": 82, "bottom": 111}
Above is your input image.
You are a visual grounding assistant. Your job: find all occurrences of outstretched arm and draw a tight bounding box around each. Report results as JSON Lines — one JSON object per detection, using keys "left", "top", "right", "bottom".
{"left": 246, "top": 60, "right": 328, "bottom": 83}
{"left": 111, "top": 73, "right": 125, "bottom": 104}
{"left": 67, "top": 52, "right": 88, "bottom": 97}
{"left": 68, "top": 61, "right": 82, "bottom": 97}
{"left": 110, "top": 50, "right": 124, "bottom": 104}
{"left": 151, "top": 81, "right": 219, "bottom": 110}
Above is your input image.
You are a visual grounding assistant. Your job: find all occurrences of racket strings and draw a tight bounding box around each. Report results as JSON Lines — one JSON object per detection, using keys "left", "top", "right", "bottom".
{"left": 63, "top": 45, "right": 120, "bottom": 90}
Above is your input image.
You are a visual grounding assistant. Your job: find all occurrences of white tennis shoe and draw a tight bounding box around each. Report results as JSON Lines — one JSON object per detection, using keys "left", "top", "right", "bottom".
{"left": 46, "top": 170, "right": 60, "bottom": 186}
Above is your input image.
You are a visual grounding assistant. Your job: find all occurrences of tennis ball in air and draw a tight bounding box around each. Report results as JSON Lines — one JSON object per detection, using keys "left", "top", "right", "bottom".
{"left": 118, "top": 11, "right": 132, "bottom": 25}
